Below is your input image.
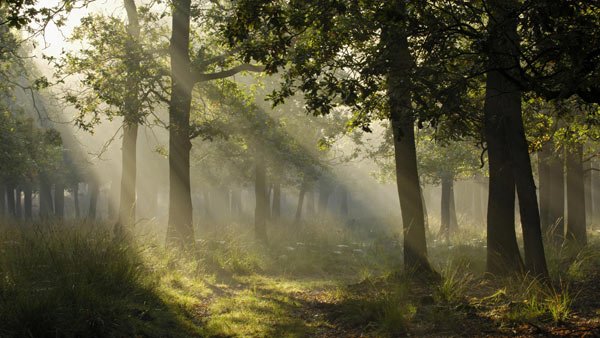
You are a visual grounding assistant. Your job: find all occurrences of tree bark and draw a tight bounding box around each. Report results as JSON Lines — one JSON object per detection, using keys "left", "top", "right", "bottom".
{"left": 254, "top": 153, "right": 268, "bottom": 241}
{"left": 54, "top": 182, "right": 64, "bottom": 219}
{"left": 485, "top": 0, "right": 547, "bottom": 277}
{"left": 117, "top": 0, "right": 141, "bottom": 228}
{"left": 385, "top": 7, "right": 432, "bottom": 273}
{"left": 566, "top": 143, "right": 587, "bottom": 246}
{"left": 166, "top": 0, "right": 195, "bottom": 246}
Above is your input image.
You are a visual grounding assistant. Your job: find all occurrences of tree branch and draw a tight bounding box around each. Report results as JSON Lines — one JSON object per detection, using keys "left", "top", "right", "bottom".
{"left": 192, "top": 64, "right": 265, "bottom": 83}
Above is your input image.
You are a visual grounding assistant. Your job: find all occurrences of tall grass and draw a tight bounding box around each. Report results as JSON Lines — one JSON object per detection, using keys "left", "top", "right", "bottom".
{"left": 0, "top": 223, "right": 198, "bottom": 338}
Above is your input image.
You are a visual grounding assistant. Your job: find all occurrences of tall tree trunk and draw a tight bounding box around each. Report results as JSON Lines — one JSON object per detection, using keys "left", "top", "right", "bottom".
{"left": 306, "top": 187, "right": 315, "bottom": 216}
{"left": 584, "top": 158, "right": 592, "bottom": 228}
{"left": 440, "top": 174, "right": 451, "bottom": 241}
{"left": 385, "top": 10, "right": 432, "bottom": 273}
{"left": 24, "top": 182, "right": 32, "bottom": 219}
{"left": 538, "top": 144, "right": 552, "bottom": 235}
{"left": 295, "top": 179, "right": 308, "bottom": 224}
{"left": 88, "top": 181, "right": 99, "bottom": 220}
{"left": 0, "top": 183, "right": 5, "bottom": 217}
{"left": 272, "top": 181, "right": 281, "bottom": 220}
{"left": 449, "top": 181, "right": 458, "bottom": 231}
{"left": 166, "top": 0, "right": 194, "bottom": 246}
{"left": 254, "top": 153, "right": 268, "bottom": 241}
{"left": 548, "top": 151, "right": 565, "bottom": 244}
{"left": 39, "top": 175, "right": 53, "bottom": 219}
{"left": 73, "top": 183, "right": 80, "bottom": 218}
{"left": 54, "top": 182, "right": 64, "bottom": 219}
{"left": 485, "top": 0, "right": 547, "bottom": 277}
{"left": 566, "top": 143, "right": 587, "bottom": 246}
{"left": 6, "top": 184, "right": 16, "bottom": 217}
{"left": 118, "top": 0, "right": 141, "bottom": 228}
{"left": 340, "top": 186, "right": 348, "bottom": 218}
{"left": 318, "top": 178, "right": 332, "bottom": 216}
{"left": 15, "top": 187, "right": 22, "bottom": 219}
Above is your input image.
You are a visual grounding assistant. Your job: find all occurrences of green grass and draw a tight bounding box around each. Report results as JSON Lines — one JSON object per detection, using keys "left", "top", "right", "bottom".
{"left": 0, "top": 220, "right": 597, "bottom": 337}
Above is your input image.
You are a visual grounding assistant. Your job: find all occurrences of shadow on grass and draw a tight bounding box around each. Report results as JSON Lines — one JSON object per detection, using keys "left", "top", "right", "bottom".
{"left": 0, "top": 224, "right": 202, "bottom": 338}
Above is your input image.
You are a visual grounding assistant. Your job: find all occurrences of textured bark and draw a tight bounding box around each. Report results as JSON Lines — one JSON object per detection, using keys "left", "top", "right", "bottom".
{"left": 485, "top": 0, "right": 547, "bottom": 277}
{"left": 117, "top": 0, "right": 141, "bottom": 227}
{"left": 385, "top": 6, "right": 432, "bottom": 273}
{"left": 254, "top": 153, "right": 268, "bottom": 241}
{"left": 166, "top": 0, "right": 194, "bottom": 246}
{"left": 566, "top": 144, "right": 587, "bottom": 246}
{"left": 54, "top": 182, "right": 64, "bottom": 219}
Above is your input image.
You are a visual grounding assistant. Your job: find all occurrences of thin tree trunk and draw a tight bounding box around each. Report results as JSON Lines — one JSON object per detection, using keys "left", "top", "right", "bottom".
{"left": 547, "top": 151, "right": 565, "bottom": 243}
{"left": 272, "top": 181, "right": 281, "bottom": 220}
{"left": 73, "top": 183, "right": 80, "bottom": 218}
{"left": 538, "top": 144, "right": 552, "bottom": 235}
{"left": 295, "top": 179, "right": 308, "bottom": 224}
{"left": 118, "top": 123, "right": 138, "bottom": 226}
{"left": 440, "top": 174, "right": 451, "bottom": 241}
{"left": 254, "top": 153, "right": 268, "bottom": 241}
{"left": 566, "top": 143, "right": 587, "bottom": 246}
{"left": 340, "top": 186, "right": 348, "bottom": 218}
{"left": 24, "top": 183, "right": 32, "bottom": 219}
{"left": 88, "top": 181, "right": 99, "bottom": 220}
{"left": 166, "top": 0, "right": 194, "bottom": 246}
{"left": 54, "top": 182, "right": 64, "bottom": 219}
{"left": 386, "top": 10, "right": 432, "bottom": 273}
{"left": 584, "top": 158, "right": 592, "bottom": 228}
{"left": 39, "top": 175, "right": 53, "bottom": 219}
{"left": 0, "top": 183, "right": 5, "bottom": 217}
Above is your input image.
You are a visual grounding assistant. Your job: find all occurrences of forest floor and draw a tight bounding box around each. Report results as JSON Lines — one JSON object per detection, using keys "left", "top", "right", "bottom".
{"left": 1, "top": 221, "right": 600, "bottom": 337}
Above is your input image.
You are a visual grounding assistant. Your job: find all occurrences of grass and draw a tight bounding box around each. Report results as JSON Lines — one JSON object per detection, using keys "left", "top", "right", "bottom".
{"left": 0, "top": 219, "right": 598, "bottom": 337}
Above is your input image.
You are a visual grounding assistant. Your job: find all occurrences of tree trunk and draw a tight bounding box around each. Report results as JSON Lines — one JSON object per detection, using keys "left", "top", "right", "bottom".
{"left": 538, "top": 144, "right": 552, "bottom": 235}
{"left": 166, "top": 0, "right": 194, "bottom": 246}
{"left": 449, "top": 181, "right": 458, "bottom": 231}
{"left": 340, "top": 186, "right": 348, "bottom": 218}
{"left": 39, "top": 175, "right": 53, "bottom": 219}
{"left": 584, "top": 158, "right": 592, "bottom": 228}
{"left": 54, "top": 182, "right": 64, "bottom": 219}
{"left": 24, "top": 183, "right": 32, "bottom": 219}
{"left": 485, "top": 0, "right": 547, "bottom": 277}
{"left": 306, "top": 187, "right": 315, "bottom": 216}
{"left": 385, "top": 10, "right": 432, "bottom": 273}
{"left": 0, "top": 184, "right": 5, "bottom": 217}
{"left": 254, "top": 153, "right": 268, "bottom": 241}
{"left": 272, "top": 181, "right": 281, "bottom": 220}
{"left": 88, "top": 181, "right": 99, "bottom": 220}
{"left": 566, "top": 143, "right": 587, "bottom": 246}
{"left": 15, "top": 187, "right": 22, "bottom": 219}
{"left": 440, "top": 174, "right": 451, "bottom": 241}
{"left": 295, "top": 179, "right": 308, "bottom": 224}
{"left": 5, "top": 184, "right": 16, "bottom": 217}
{"left": 73, "top": 183, "right": 80, "bottom": 218}
{"left": 117, "top": 0, "right": 141, "bottom": 228}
